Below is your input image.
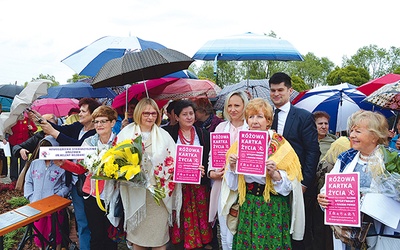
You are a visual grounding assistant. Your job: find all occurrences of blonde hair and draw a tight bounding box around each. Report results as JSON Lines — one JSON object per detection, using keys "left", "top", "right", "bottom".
{"left": 133, "top": 98, "right": 161, "bottom": 126}
{"left": 223, "top": 91, "right": 249, "bottom": 122}
{"left": 244, "top": 98, "right": 273, "bottom": 128}
{"left": 349, "top": 110, "right": 388, "bottom": 145}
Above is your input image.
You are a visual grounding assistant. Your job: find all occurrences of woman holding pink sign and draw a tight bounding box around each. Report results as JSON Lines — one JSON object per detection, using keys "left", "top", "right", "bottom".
{"left": 223, "top": 98, "right": 304, "bottom": 249}
{"left": 208, "top": 90, "right": 248, "bottom": 250}
{"left": 317, "top": 110, "right": 400, "bottom": 250}
{"left": 163, "top": 99, "right": 213, "bottom": 250}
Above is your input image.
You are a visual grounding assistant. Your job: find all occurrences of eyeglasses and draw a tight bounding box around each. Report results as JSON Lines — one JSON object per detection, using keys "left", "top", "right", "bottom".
{"left": 142, "top": 112, "right": 158, "bottom": 117}
{"left": 92, "top": 119, "right": 110, "bottom": 125}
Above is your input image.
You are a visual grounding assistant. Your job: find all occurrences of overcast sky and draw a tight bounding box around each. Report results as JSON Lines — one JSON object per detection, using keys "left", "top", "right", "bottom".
{"left": 1, "top": 0, "right": 399, "bottom": 85}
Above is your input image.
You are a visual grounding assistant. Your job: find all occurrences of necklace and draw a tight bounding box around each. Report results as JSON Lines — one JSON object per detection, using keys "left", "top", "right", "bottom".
{"left": 359, "top": 153, "right": 373, "bottom": 162}
{"left": 178, "top": 127, "right": 195, "bottom": 145}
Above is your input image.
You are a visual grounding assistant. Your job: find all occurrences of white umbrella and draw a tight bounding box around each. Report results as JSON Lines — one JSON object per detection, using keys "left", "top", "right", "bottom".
{"left": 1, "top": 80, "right": 49, "bottom": 135}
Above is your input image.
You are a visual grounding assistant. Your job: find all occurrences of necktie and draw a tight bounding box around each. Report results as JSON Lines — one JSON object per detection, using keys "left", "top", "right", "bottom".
{"left": 271, "top": 108, "right": 281, "bottom": 131}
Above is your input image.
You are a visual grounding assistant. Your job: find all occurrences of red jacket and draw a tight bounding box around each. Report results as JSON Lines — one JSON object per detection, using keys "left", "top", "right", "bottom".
{"left": 8, "top": 117, "right": 37, "bottom": 145}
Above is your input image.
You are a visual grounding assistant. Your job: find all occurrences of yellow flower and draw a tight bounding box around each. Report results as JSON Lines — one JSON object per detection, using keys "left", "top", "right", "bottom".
{"left": 92, "top": 137, "right": 143, "bottom": 181}
{"left": 119, "top": 152, "right": 140, "bottom": 180}
{"left": 103, "top": 156, "right": 118, "bottom": 178}
{"left": 102, "top": 148, "right": 116, "bottom": 161}
{"left": 120, "top": 164, "right": 141, "bottom": 180}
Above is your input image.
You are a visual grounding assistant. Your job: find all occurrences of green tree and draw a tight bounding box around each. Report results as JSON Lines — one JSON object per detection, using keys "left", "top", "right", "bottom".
{"left": 196, "top": 61, "right": 240, "bottom": 88}
{"left": 286, "top": 53, "right": 335, "bottom": 88}
{"left": 217, "top": 61, "right": 240, "bottom": 87}
{"left": 291, "top": 75, "right": 310, "bottom": 92}
{"left": 343, "top": 45, "right": 400, "bottom": 79}
{"left": 196, "top": 61, "right": 216, "bottom": 82}
{"left": 240, "top": 61, "right": 267, "bottom": 80}
{"left": 393, "top": 67, "right": 400, "bottom": 74}
{"left": 67, "top": 74, "right": 91, "bottom": 83}
{"left": 326, "top": 65, "right": 370, "bottom": 86}
{"left": 29, "top": 74, "right": 59, "bottom": 87}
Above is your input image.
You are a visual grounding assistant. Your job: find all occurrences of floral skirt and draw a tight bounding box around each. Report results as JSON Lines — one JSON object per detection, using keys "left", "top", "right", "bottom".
{"left": 171, "top": 184, "right": 213, "bottom": 249}
{"left": 233, "top": 193, "right": 291, "bottom": 250}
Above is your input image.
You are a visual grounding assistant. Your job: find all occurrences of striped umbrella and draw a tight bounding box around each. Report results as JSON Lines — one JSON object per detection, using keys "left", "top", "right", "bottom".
{"left": 193, "top": 32, "right": 303, "bottom": 61}
{"left": 61, "top": 36, "right": 166, "bottom": 77}
{"left": 293, "top": 83, "right": 393, "bottom": 133}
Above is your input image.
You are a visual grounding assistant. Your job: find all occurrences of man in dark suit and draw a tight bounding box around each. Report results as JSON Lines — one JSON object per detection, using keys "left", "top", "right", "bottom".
{"left": 269, "top": 72, "right": 320, "bottom": 250}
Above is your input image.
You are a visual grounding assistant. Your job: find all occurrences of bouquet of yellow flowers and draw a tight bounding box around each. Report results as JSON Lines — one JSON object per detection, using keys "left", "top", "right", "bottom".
{"left": 80, "top": 135, "right": 165, "bottom": 205}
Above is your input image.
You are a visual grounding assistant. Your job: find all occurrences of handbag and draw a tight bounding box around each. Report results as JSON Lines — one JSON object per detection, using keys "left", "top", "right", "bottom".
{"left": 75, "top": 173, "right": 88, "bottom": 197}
{"left": 226, "top": 202, "right": 240, "bottom": 235}
{"left": 331, "top": 214, "right": 372, "bottom": 248}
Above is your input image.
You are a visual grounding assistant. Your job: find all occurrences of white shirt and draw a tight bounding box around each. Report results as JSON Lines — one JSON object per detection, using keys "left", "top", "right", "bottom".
{"left": 275, "top": 102, "right": 291, "bottom": 135}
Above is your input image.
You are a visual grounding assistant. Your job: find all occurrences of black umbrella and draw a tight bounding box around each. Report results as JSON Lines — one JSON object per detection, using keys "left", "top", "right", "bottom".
{"left": 0, "top": 84, "right": 24, "bottom": 98}
{"left": 92, "top": 48, "right": 194, "bottom": 89}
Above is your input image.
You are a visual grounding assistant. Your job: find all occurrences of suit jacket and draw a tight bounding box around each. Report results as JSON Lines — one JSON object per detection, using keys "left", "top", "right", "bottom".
{"left": 163, "top": 124, "right": 211, "bottom": 186}
{"left": 12, "top": 131, "right": 45, "bottom": 158}
{"left": 50, "top": 121, "right": 96, "bottom": 146}
{"left": 279, "top": 105, "right": 321, "bottom": 195}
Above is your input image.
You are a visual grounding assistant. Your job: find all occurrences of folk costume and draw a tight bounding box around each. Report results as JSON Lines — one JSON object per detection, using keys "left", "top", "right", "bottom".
{"left": 222, "top": 131, "right": 304, "bottom": 249}
{"left": 164, "top": 124, "right": 213, "bottom": 249}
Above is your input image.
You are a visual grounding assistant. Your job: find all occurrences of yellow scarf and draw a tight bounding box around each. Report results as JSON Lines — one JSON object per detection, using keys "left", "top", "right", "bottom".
{"left": 226, "top": 131, "right": 302, "bottom": 205}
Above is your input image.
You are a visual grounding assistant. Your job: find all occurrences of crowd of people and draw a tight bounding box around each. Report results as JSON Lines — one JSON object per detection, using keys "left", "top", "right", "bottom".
{"left": 0, "top": 72, "right": 400, "bottom": 249}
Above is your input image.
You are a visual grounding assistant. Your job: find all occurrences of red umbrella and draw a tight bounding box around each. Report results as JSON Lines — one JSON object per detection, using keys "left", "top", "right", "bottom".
{"left": 145, "top": 78, "right": 221, "bottom": 101}
{"left": 357, "top": 73, "right": 400, "bottom": 96}
{"left": 112, "top": 78, "right": 221, "bottom": 111}
{"left": 31, "top": 98, "right": 79, "bottom": 117}
{"left": 111, "top": 78, "right": 178, "bottom": 111}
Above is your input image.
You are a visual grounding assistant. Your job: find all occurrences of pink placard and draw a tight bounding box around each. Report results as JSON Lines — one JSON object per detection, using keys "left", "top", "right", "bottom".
{"left": 173, "top": 144, "right": 203, "bottom": 184}
{"left": 210, "top": 132, "right": 231, "bottom": 169}
{"left": 325, "top": 172, "right": 360, "bottom": 227}
{"left": 236, "top": 130, "right": 269, "bottom": 176}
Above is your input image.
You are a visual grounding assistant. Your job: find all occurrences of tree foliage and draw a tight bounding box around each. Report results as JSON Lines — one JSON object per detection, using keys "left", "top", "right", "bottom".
{"left": 240, "top": 61, "right": 267, "bottom": 80}
{"left": 343, "top": 45, "right": 400, "bottom": 79}
{"left": 326, "top": 65, "right": 370, "bottom": 86}
{"left": 68, "top": 74, "right": 91, "bottom": 83}
{"left": 291, "top": 75, "right": 310, "bottom": 92}
{"left": 29, "top": 74, "right": 59, "bottom": 88}
{"left": 287, "top": 53, "right": 335, "bottom": 88}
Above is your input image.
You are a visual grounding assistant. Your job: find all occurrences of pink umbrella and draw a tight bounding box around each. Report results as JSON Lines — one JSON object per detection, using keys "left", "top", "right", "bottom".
{"left": 111, "top": 78, "right": 178, "bottom": 111}
{"left": 31, "top": 98, "right": 79, "bottom": 117}
{"left": 146, "top": 78, "right": 221, "bottom": 101}
{"left": 112, "top": 78, "right": 221, "bottom": 111}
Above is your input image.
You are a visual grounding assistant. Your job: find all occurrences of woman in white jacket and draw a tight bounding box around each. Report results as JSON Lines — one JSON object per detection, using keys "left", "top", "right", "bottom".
{"left": 208, "top": 91, "right": 248, "bottom": 250}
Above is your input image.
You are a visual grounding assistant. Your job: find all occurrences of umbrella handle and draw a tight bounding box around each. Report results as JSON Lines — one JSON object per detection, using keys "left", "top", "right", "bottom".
{"left": 125, "top": 112, "right": 129, "bottom": 120}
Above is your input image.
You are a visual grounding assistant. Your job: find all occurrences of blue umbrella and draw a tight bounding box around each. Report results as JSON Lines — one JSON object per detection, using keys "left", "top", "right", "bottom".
{"left": 293, "top": 83, "right": 394, "bottom": 133}
{"left": 61, "top": 36, "right": 166, "bottom": 77}
{"left": 0, "top": 96, "right": 13, "bottom": 112}
{"left": 193, "top": 32, "right": 303, "bottom": 61}
{"left": 40, "top": 81, "right": 116, "bottom": 99}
